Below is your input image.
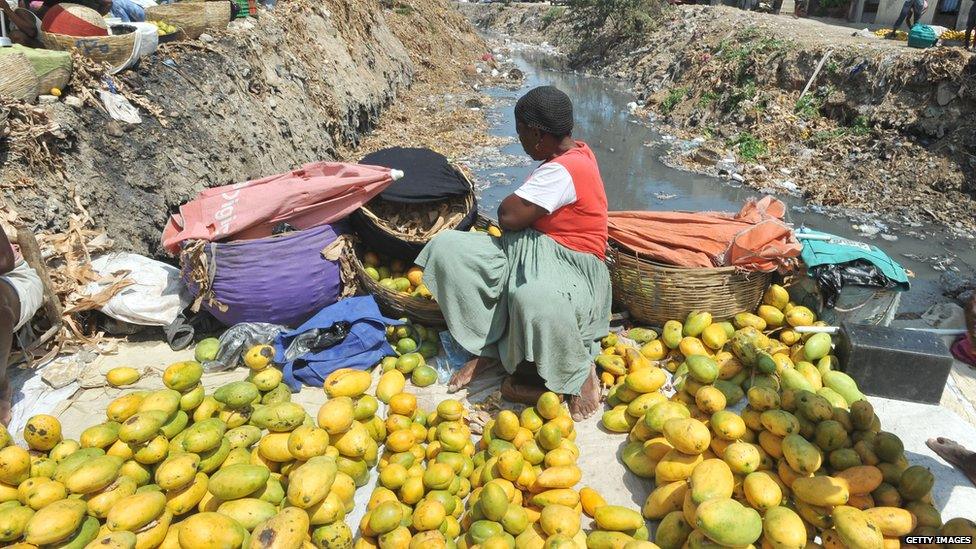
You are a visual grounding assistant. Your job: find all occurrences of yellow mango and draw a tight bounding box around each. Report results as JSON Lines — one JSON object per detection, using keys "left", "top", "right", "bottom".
{"left": 376, "top": 370, "right": 406, "bottom": 404}
{"left": 323, "top": 369, "right": 372, "bottom": 398}
{"left": 179, "top": 512, "right": 246, "bottom": 549}
{"left": 689, "top": 459, "right": 734, "bottom": 504}
{"left": 655, "top": 450, "right": 702, "bottom": 483}
{"left": 832, "top": 506, "right": 884, "bottom": 549}
{"left": 743, "top": 471, "right": 783, "bottom": 512}
{"left": 662, "top": 418, "right": 710, "bottom": 455}
{"left": 762, "top": 506, "right": 806, "bottom": 549}
{"left": 642, "top": 480, "right": 688, "bottom": 520}
{"left": 625, "top": 367, "right": 667, "bottom": 394}
{"left": 792, "top": 476, "right": 850, "bottom": 507}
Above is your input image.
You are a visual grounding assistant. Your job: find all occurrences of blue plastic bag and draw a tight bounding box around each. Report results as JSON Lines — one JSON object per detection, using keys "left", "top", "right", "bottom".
{"left": 273, "top": 296, "right": 402, "bottom": 390}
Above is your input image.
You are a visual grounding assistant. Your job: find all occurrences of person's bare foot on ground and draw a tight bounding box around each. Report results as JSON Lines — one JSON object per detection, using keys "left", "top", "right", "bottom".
{"left": 500, "top": 376, "right": 546, "bottom": 405}
{"left": 926, "top": 437, "right": 976, "bottom": 487}
{"left": 448, "top": 356, "right": 496, "bottom": 393}
{"left": 568, "top": 365, "right": 601, "bottom": 421}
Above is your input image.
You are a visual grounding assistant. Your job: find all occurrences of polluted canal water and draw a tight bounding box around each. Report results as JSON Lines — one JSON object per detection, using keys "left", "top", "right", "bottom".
{"left": 471, "top": 49, "right": 976, "bottom": 315}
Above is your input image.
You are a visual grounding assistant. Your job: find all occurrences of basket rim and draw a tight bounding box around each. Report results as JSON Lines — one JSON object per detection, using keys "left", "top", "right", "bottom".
{"left": 345, "top": 240, "right": 442, "bottom": 313}
{"left": 358, "top": 162, "right": 476, "bottom": 244}
{"left": 608, "top": 242, "right": 747, "bottom": 275}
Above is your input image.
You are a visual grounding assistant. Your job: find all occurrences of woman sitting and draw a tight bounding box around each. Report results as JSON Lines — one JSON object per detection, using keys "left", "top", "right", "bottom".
{"left": 417, "top": 85, "right": 611, "bottom": 420}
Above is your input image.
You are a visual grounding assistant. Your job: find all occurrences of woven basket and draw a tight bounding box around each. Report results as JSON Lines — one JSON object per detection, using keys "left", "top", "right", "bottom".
{"left": 0, "top": 53, "right": 40, "bottom": 103}
{"left": 40, "top": 31, "right": 137, "bottom": 67}
{"left": 607, "top": 243, "right": 772, "bottom": 326}
{"left": 201, "top": 1, "right": 230, "bottom": 32}
{"left": 359, "top": 164, "right": 477, "bottom": 244}
{"left": 145, "top": 3, "right": 207, "bottom": 39}
{"left": 346, "top": 242, "right": 445, "bottom": 327}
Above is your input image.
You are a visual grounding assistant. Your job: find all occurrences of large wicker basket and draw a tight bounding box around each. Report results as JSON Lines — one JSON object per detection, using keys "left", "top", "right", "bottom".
{"left": 39, "top": 31, "right": 137, "bottom": 67}
{"left": 0, "top": 53, "right": 40, "bottom": 103}
{"left": 200, "top": 1, "right": 230, "bottom": 32}
{"left": 607, "top": 244, "right": 772, "bottom": 326}
{"left": 145, "top": 3, "right": 207, "bottom": 39}
{"left": 346, "top": 242, "right": 445, "bottom": 327}
{"left": 345, "top": 214, "right": 501, "bottom": 327}
{"left": 352, "top": 163, "right": 478, "bottom": 262}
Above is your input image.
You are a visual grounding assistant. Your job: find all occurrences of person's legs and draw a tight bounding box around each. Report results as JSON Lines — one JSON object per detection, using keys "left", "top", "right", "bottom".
{"left": 0, "top": 280, "right": 21, "bottom": 426}
{"left": 890, "top": 0, "right": 914, "bottom": 34}
{"left": 500, "top": 282, "right": 601, "bottom": 420}
{"left": 448, "top": 356, "right": 499, "bottom": 393}
{"left": 966, "top": 4, "right": 976, "bottom": 49}
{"left": 416, "top": 230, "right": 510, "bottom": 394}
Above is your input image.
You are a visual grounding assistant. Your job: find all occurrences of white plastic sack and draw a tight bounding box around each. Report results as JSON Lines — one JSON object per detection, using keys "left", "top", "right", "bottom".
{"left": 99, "top": 90, "right": 142, "bottom": 123}
{"left": 110, "top": 22, "right": 159, "bottom": 74}
{"left": 86, "top": 252, "right": 190, "bottom": 326}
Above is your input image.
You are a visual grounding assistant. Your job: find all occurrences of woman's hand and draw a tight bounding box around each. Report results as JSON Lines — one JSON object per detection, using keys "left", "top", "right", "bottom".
{"left": 498, "top": 194, "right": 547, "bottom": 232}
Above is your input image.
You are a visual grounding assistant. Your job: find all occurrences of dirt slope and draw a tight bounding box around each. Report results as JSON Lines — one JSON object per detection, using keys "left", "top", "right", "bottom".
{"left": 1, "top": 0, "right": 486, "bottom": 255}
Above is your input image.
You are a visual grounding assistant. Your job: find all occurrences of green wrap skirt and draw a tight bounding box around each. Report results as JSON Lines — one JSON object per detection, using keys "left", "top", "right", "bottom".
{"left": 416, "top": 228, "right": 612, "bottom": 395}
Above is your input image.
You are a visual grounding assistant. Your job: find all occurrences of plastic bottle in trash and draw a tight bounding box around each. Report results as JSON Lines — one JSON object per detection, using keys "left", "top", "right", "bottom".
{"left": 436, "top": 330, "right": 473, "bottom": 383}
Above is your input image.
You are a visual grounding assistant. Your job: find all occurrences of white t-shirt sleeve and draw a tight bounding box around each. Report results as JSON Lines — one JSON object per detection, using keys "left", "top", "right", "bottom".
{"left": 513, "top": 163, "right": 577, "bottom": 214}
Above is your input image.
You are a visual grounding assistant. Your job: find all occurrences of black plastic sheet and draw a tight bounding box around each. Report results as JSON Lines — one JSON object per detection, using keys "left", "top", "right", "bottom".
{"left": 810, "top": 259, "right": 902, "bottom": 308}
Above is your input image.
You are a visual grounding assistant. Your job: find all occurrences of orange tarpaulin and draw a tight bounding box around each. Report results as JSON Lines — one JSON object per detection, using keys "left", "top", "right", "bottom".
{"left": 607, "top": 197, "right": 801, "bottom": 272}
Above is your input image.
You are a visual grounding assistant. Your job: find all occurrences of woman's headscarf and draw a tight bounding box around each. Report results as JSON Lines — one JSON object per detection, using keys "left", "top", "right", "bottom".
{"left": 514, "top": 85, "right": 574, "bottom": 137}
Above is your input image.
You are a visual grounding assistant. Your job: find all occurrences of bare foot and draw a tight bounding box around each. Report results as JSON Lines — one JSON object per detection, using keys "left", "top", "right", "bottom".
{"left": 448, "top": 356, "right": 496, "bottom": 393}
{"left": 500, "top": 376, "right": 546, "bottom": 405}
{"left": 927, "top": 437, "right": 976, "bottom": 487}
{"left": 568, "top": 365, "right": 601, "bottom": 422}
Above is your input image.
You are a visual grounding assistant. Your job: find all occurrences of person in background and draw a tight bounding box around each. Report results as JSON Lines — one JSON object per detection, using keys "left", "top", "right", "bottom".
{"left": 887, "top": 0, "right": 927, "bottom": 37}
{"left": 106, "top": 0, "right": 143, "bottom": 23}
{"left": 966, "top": 0, "right": 975, "bottom": 49}
{"left": 0, "top": 227, "right": 43, "bottom": 426}
{"left": 1, "top": 0, "right": 39, "bottom": 45}
{"left": 417, "top": 85, "right": 611, "bottom": 421}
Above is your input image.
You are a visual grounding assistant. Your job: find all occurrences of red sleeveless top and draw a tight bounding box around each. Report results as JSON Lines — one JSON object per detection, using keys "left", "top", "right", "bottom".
{"left": 531, "top": 142, "right": 608, "bottom": 260}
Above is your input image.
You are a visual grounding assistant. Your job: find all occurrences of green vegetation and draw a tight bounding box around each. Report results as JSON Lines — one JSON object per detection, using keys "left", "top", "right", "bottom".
{"left": 810, "top": 115, "right": 872, "bottom": 144}
{"left": 727, "top": 132, "right": 767, "bottom": 161}
{"left": 726, "top": 79, "right": 757, "bottom": 111}
{"left": 569, "top": 0, "right": 669, "bottom": 38}
{"left": 698, "top": 91, "right": 719, "bottom": 108}
{"left": 794, "top": 93, "right": 823, "bottom": 120}
{"left": 660, "top": 87, "right": 687, "bottom": 115}
{"left": 542, "top": 6, "right": 567, "bottom": 25}
{"left": 851, "top": 115, "right": 871, "bottom": 135}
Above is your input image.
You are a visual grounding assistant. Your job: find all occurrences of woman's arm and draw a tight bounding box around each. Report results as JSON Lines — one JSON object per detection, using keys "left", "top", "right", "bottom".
{"left": 3, "top": 4, "right": 38, "bottom": 40}
{"left": 0, "top": 229, "right": 14, "bottom": 275}
{"left": 498, "top": 194, "right": 547, "bottom": 232}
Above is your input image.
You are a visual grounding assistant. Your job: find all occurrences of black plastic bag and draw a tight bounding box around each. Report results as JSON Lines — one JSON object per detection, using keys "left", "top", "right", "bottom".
{"left": 282, "top": 321, "right": 352, "bottom": 362}
{"left": 810, "top": 259, "right": 902, "bottom": 308}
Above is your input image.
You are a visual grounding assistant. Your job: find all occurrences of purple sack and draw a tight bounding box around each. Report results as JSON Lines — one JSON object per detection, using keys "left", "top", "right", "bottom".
{"left": 182, "top": 224, "right": 345, "bottom": 327}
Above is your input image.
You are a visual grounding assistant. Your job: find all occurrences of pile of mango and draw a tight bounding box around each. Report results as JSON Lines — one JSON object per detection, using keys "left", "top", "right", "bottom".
{"left": 0, "top": 350, "right": 385, "bottom": 548}
{"left": 148, "top": 20, "right": 177, "bottom": 35}
{"left": 462, "top": 392, "right": 652, "bottom": 549}
{"left": 362, "top": 253, "right": 432, "bottom": 300}
{"left": 361, "top": 396, "right": 470, "bottom": 548}
{"left": 872, "top": 29, "right": 907, "bottom": 40}
{"left": 378, "top": 320, "right": 440, "bottom": 389}
{"left": 598, "top": 284, "right": 976, "bottom": 549}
